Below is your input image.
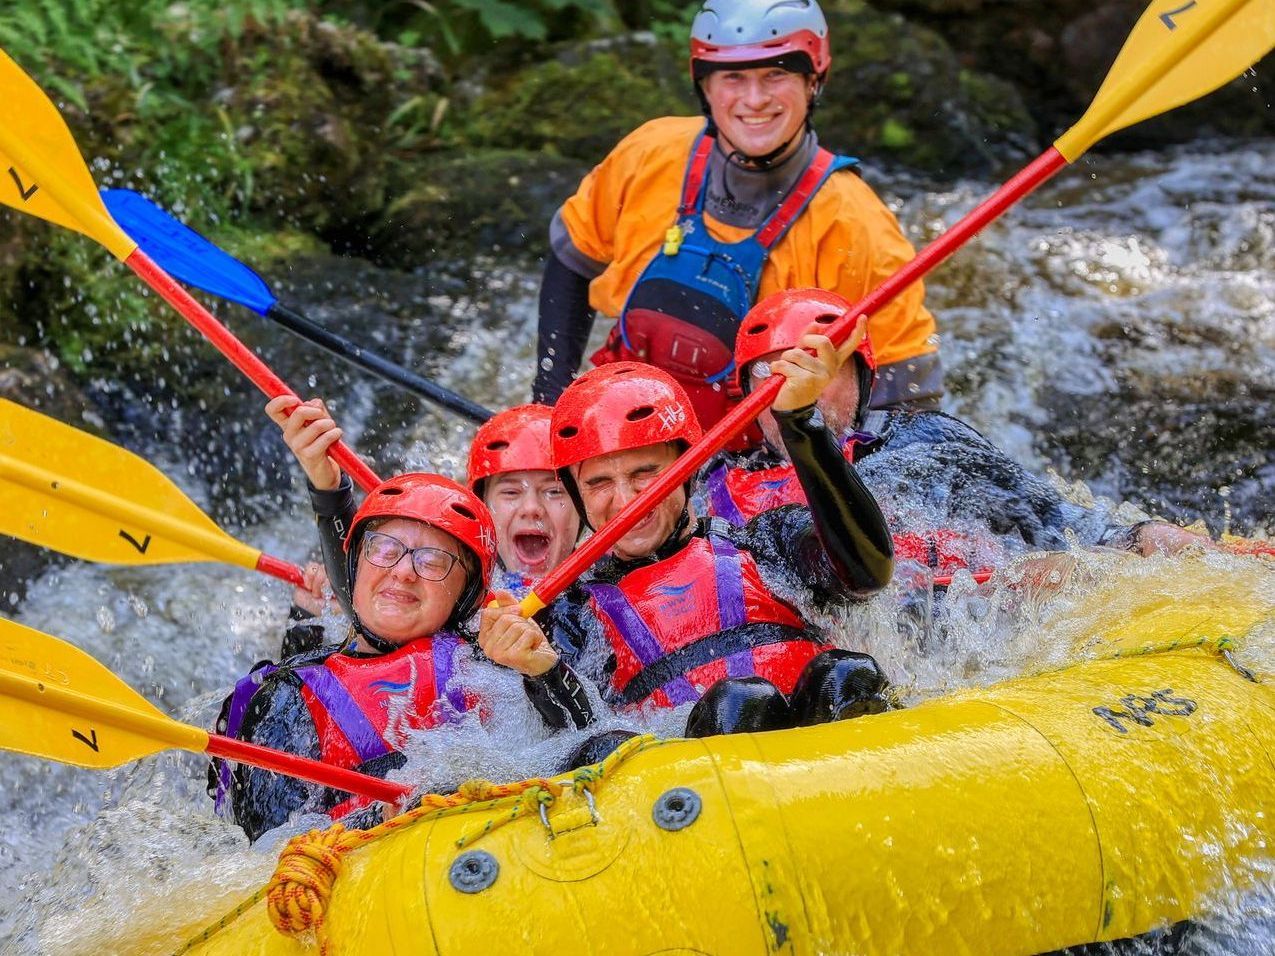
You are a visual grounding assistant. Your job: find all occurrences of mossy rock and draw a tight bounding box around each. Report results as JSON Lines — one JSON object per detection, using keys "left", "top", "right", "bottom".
{"left": 459, "top": 35, "right": 697, "bottom": 162}
{"left": 816, "top": 6, "right": 1037, "bottom": 175}
{"left": 367, "top": 150, "right": 590, "bottom": 265}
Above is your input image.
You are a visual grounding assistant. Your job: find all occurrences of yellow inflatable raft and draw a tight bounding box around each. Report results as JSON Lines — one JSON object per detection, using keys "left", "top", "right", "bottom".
{"left": 171, "top": 594, "right": 1272, "bottom": 956}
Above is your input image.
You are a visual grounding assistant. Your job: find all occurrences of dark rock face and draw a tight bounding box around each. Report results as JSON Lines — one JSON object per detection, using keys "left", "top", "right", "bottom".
{"left": 367, "top": 151, "right": 589, "bottom": 265}
{"left": 867, "top": 0, "right": 1275, "bottom": 145}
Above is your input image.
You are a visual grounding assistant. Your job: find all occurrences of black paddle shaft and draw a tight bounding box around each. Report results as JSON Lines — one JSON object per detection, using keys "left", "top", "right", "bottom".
{"left": 265, "top": 303, "right": 493, "bottom": 424}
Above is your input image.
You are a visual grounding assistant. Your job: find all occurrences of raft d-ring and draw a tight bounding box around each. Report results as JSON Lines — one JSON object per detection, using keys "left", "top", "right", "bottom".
{"left": 539, "top": 788, "right": 598, "bottom": 839}
{"left": 1222, "top": 649, "right": 1259, "bottom": 683}
{"left": 652, "top": 787, "right": 701, "bottom": 831}
{"left": 449, "top": 850, "right": 499, "bottom": 894}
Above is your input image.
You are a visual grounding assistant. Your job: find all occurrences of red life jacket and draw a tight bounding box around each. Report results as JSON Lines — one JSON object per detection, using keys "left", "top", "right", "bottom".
{"left": 700, "top": 444, "right": 1000, "bottom": 579}
{"left": 581, "top": 529, "right": 826, "bottom": 710}
{"left": 295, "top": 635, "right": 478, "bottom": 772}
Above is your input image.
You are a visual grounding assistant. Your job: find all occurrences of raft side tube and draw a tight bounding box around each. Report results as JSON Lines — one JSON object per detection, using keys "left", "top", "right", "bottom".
{"left": 187, "top": 649, "right": 1272, "bottom": 956}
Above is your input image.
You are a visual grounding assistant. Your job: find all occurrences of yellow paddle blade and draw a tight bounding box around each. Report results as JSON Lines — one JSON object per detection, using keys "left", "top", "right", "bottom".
{"left": 1056, "top": 0, "right": 1275, "bottom": 161}
{"left": 0, "top": 399, "right": 263, "bottom": 573}
{"left": 0, "top": 49, "right": 136, "bottom": 260}
{"left": 0, "top": 616, "right": 208, "bottom": 769}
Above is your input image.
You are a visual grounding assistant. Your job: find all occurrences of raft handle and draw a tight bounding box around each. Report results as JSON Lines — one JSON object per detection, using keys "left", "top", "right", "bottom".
{"left": 539, "top": 787, "right": 598, "bottom": 839}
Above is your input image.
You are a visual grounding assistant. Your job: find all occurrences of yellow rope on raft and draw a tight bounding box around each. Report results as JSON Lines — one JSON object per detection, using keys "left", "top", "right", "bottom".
{"left": 174, "top": 733, "right": 661, "bottom": 956}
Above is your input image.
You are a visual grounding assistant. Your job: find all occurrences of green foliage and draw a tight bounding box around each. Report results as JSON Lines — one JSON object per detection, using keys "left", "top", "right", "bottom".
{"left": 463, "top": 47, "right": 694, "bottom": 159}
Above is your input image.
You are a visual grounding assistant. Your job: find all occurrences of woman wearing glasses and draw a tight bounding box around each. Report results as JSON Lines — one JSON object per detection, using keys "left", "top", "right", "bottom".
{"left": 209, "top": 397, "right": 594, "bottom": 842}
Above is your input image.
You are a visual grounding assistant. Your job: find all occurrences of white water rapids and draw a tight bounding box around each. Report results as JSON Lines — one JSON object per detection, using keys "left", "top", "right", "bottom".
{"left": 0, "top": 139, "right": 1273, "bottom": 953}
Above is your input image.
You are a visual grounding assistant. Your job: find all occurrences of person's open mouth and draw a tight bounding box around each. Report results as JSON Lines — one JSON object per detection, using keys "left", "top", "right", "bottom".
{"left": 513, "top": 531, "right": 552, "bottom": 569}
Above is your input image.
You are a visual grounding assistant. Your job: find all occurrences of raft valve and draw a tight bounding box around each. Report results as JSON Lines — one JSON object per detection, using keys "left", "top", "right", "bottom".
{"left": 653, "top": 787, "right": 702, "bottom": 831}
{"left": 450, "top": 850, "right": 499, "bottom": 894}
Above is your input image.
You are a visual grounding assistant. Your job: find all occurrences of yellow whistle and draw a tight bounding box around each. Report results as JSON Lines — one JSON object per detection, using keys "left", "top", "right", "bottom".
{"left": 663, "top": 224, "right": 683, "bottom": 256}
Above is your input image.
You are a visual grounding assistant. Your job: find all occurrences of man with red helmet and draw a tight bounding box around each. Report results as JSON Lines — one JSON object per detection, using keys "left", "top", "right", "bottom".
{"left": 704, "top": 289, "right": 1211, "bottom": 566}
{"left": 486, "top": 349, "right": 896, "bottom": 738}
{"left": 533, "top": 0, "right": 941, "bottom": 435}
{"left": 466, "top": 404, "right": 580, "bottom": 595}
{"left": 211, "top": 398, "right": 591, "bottom": 842}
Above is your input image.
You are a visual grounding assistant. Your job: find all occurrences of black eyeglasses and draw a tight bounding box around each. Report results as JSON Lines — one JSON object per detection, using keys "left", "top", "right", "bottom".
{"left": 360, "top": 531, "right": 461, "bottom": 581}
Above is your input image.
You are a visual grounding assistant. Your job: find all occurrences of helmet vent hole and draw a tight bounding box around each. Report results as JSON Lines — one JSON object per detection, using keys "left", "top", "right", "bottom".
{"left": 815, "top": 313, "right": 836, "bottom": 324}
{"left": 626, "top": 405, "right": 656, "bottom": 423}
{"left": 486, "top": 440, "right": 510, "bottom": 451}
{"left": 745, "top": 323, "right": 768, "bottom": 335}
{"left": 379, "top": 488, "right": 404, "bottom": 497}
{"left": 450, "top": 503, "right": 477, "bottom": 520}
{"left": 558, "top": 426, "right": 579, "bottom": 439}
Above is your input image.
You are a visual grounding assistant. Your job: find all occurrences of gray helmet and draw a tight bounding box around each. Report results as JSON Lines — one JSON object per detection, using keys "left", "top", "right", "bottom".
{"left": 690, "top": 0, "right": 831, "bottom": 80}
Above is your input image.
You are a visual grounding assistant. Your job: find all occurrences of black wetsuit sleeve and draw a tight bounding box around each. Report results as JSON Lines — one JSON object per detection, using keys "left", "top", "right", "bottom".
{"left": 532, "top": 248, "right": 595, "bottom": 404}
{"left": 230, "top": 678, "right": 318, "bottom": 842}
{"left": 281, "top": 605, "right": 328, "bottom": 658}
{"left": 309, "top": 475, "right": 357, "bottom": 617}
{"left": 523, "top": 659, "right": 596, "bottom": 730}
{"left": 773, "top": 404, "right": 893, "bottom": 600}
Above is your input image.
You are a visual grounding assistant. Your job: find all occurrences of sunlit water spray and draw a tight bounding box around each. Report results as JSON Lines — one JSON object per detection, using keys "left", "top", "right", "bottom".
{"left": 1, "top": 142, "right": 1272, "bottom": 952}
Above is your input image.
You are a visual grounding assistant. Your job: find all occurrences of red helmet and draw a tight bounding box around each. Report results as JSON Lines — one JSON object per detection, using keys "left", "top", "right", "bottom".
{"left": 551, "top": 363, "right": 704, "bottom": 472}
{"left": 467, "top": 404, "right": 555, "bottom": 493}
{"left": 733, "top": 289, "right": 876, "bottom": 423}
{"left": 735, "top": 288, "right": 875, "bottom": 374}
{"left": 345, "top": 473, "right": 496, "bottom": 623}
{"left": 690, "top": 0, "right": 832, "bottom": 81}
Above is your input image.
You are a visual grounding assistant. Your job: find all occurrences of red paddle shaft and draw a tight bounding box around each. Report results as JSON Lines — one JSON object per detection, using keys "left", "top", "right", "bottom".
{"left": 256, "top": 553, "right": 307, "bottom": 588}
{"left": 125, "top": 249, "right": 382, "bottom": 493}
{"left": 206, "top": 733, "right": 411, "bottom": 803}
{"left": 527, "top": 148, "right": 1070, "bottom": 611}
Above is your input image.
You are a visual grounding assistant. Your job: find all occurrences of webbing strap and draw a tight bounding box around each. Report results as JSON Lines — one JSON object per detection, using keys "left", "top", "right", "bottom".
{"left": 754, "top": 148, "right": 838, "bottom": 249}
{"left": 709, "top": 534, "right": 753, "bottom": 679}
{"left": 679, "top": 129, "right": 716, "bottom": 217}
{"left": 618, "top": 627, "right": 823, "bottom": 707}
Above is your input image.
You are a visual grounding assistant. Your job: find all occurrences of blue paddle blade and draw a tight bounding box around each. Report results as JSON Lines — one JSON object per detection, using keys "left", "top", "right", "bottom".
{"left": 102, "top": 189, "right": 277, "bottom": 316}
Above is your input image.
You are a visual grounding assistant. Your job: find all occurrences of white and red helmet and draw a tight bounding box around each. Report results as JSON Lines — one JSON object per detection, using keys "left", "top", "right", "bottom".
{"left": 690, "top": 0, "right": 831, "bottom": 81}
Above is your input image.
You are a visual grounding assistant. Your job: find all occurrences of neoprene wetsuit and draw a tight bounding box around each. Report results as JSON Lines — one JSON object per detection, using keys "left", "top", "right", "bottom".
{"left": 701, "top": 409, "right": 1125, "bottom": 554}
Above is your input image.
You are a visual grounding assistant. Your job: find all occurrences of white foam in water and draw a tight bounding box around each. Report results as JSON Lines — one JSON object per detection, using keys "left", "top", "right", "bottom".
{"left": 3, "top": 143, "right": 1274, "bottom": 952}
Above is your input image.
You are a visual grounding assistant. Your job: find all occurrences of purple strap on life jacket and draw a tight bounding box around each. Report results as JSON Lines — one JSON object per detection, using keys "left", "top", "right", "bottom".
{"left": 294, "top": 663, "right": 390, "bottom": 765}
{"left": 214, "top": 663, "right": 279, "bottom": 812}
{"left": 431, "top": 634, "right": 469, "bottom": 715}
{"left": 704, "top": 461, "right": 747, "bottom": 527}
{"left": 708, "top": 534, "right": 753, "bottom": 679}
{"left": 584, "top": 582, "right": 700, "bottom": 706}
{"left": 585, "top": 532, "right": 761, "bottom": 702}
